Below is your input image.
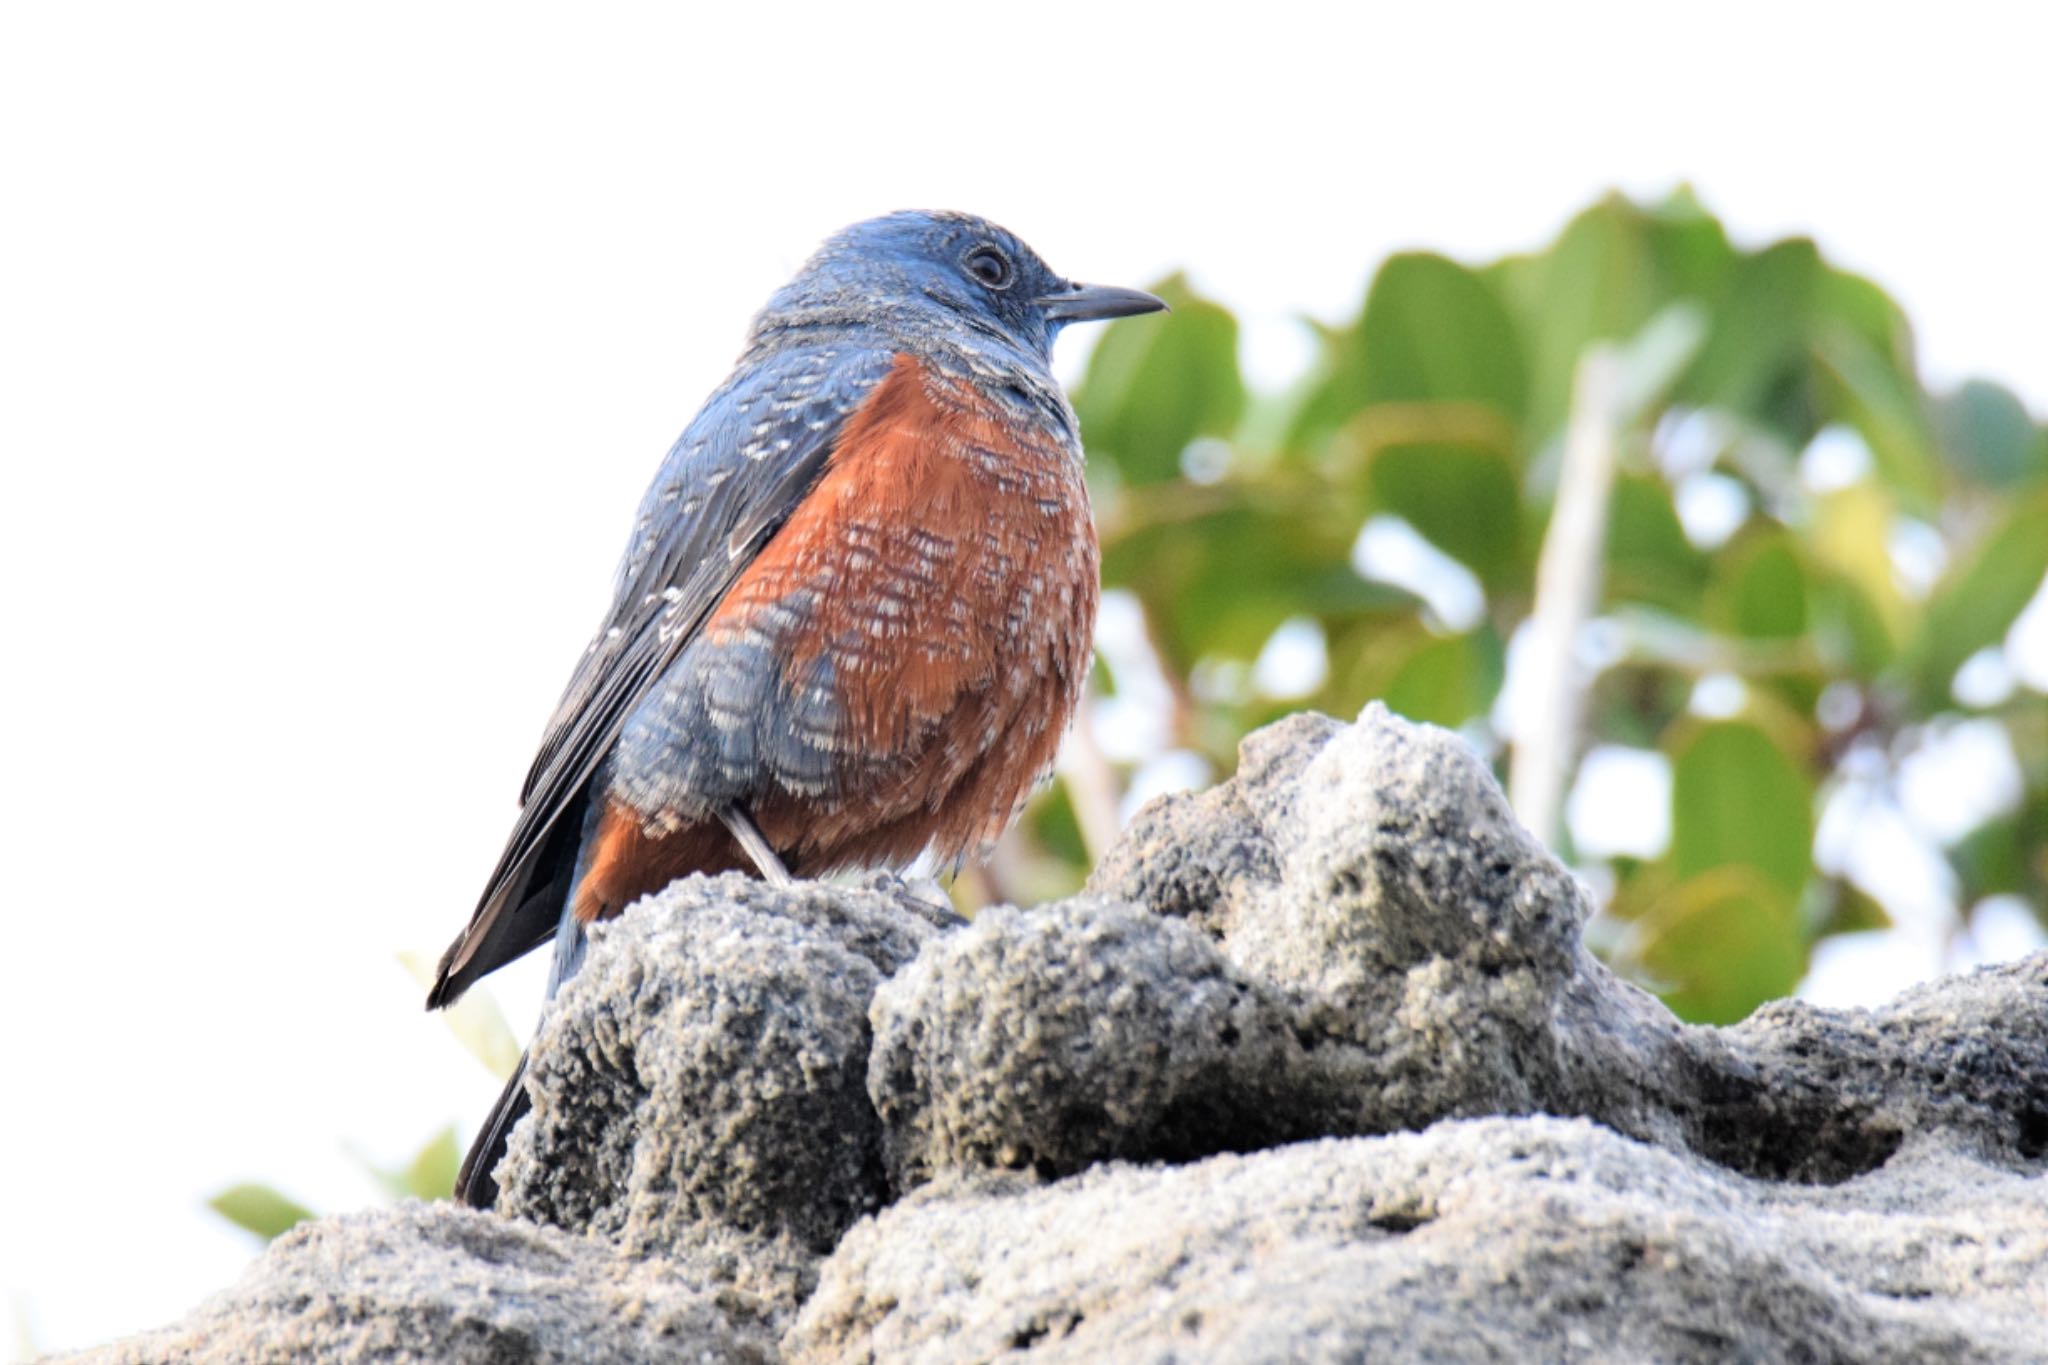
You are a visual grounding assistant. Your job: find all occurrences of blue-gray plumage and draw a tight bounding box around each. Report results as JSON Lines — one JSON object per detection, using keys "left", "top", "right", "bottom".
{"left": 430, "top": 211, "right": 1164, "bottom": 1206}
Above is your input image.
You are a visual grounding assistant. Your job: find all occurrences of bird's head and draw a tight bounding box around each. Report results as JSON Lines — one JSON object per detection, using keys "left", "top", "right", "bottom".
{"left": 755, "top": 210, "right": 1166, "bottom": 362}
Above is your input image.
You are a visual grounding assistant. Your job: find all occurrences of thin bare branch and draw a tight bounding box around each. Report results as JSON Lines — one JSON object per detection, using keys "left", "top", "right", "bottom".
{"left": 1510, "top": 347, "right": 1622, "bottom": 847}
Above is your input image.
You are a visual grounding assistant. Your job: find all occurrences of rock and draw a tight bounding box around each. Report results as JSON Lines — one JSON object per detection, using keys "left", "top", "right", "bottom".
{"left": 73, "top": 1203, "right": 780, "bottom": 1364}
{"left": 1703, "top": 962, "right": 2048, "bottom": 1179}
{"left": 1083, "top": 705, "right": 2048, "bottom": 1182}
{"left": 496, "top": 873, "right": 957, "bottom": 1258}
{"left": 789, "top": 1117, "right": 2048, "bottom": 1364}
{"left": 1083, "top": 711, "right": 1338, "bottom": 937}
{"left": 1087, "top": 706, "right": 1613, "bottom": 1142}
{"left": 867, "top": 898, "right": 1317, "bottom": 1185}
{"left": 72, "top": 705, "right": 2048, "bottom": 1362}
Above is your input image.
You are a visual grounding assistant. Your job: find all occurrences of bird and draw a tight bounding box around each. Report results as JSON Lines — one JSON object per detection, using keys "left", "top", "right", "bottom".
{"left": 428, "top": 210, "right": 1166, "bottom": 1207}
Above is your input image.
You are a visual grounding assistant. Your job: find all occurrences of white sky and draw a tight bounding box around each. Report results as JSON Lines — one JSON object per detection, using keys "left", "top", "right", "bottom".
{"left": 4, "top": 1, "right": 2045, "bottom": 1353}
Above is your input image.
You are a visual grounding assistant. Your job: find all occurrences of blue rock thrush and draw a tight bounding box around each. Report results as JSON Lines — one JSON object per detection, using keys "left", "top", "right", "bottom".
{"left": 428, "top": 210, "right": 1165, "bottom": 1206}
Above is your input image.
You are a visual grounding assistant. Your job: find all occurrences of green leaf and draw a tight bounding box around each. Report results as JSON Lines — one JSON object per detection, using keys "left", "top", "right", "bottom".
{"left": 1814, "top": 266, "right": 1916, "bottom": 371}
{"left": 1031, "top": 773, "right": 1090, "bottom": 870}
{"left": 1102, "top": 491, "right": 1410, "bottom": 676}
{"left": 208, "top": 1183, "right": 316, "bottom": 1243}
{"left": 1504, "top": 197, "right": 1661, "bottom": 439}
{"left": 1811, "top": 482, "right": 1908, "bottom": 654}
{"left": 1680, "top": 239, "right": 1821, "bottom": 418}
{"left": 1813, "top": 325, "right": 1943, "bottom": 509}
{"left": 355, "top": 1126, "right": 461, "bottom": 1203}
{"left": 1668, "top": 719, "right": 1815, "bottom": 899}
{"left": 1629, "top": 865, "right": 1808, "bottom": 1023}
{"left": 1072, "top": 274, "right": 1246, "bottom": 487}
{"left": 1908, "top": 486, "right": 2048, "bottom": 705}
{"left": 1491, "top": 192, "right": 1736, "bottom": 443}
{"left": 1294, "top": 253, "right": 1529, "bottom": 449}
{"left": 1810, "top": 878, "right": 1893, "bottom": 937}
{"left": 1935, "top": 380, "right": 2043, "bottom": 489}
{"left": 1642, "top": 186, "right": 1743, "bottom": 299}
{"left": 401, "top": 1127, "right": 460, "bottom": 1201}
{"left": 1949, "top": 777, "right": 2048, "bottom": 912}
{"left": 1810, "top": 571, "right": 1897, "bottom": 677}
{"left": 400, "top": 952, "right": 522, "bottom": 1080}
{"left": 1949, "top": 815, "right": 2029, "bottom": 903}
{"left": 1612, "top": 301, "right": 1712, "bottom": 424}
{"left": 1326, "top": 615, "right": 1429, "bottom": 718}
{"left": 1357, "top": 253, "right": 1529, "bottom": 419}
{"left": 1588, "top": 663, "right": 1695, "bottom": 750}
{"left": 1364, "top": 442, "right": 1525, "bottom": 591}
{"left": 1380, "top": 628, "right": 1506, "bottom": 728}
{"left": 1607, "top": 473, "right": 1711, "bottom": 614}
{"left": 1709, "top": 530, "right": 1810, "bottom": 641}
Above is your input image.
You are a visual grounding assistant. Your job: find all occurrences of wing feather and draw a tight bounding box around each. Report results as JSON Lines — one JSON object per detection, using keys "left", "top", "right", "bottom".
{"left": 428, "top": 345, "right": 895, "bottom": 1006}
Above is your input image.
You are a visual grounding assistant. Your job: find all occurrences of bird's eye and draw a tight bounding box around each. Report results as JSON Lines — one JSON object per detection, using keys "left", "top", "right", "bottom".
{"left": 963, "top": 245, "right": 1015, "bottom": 291}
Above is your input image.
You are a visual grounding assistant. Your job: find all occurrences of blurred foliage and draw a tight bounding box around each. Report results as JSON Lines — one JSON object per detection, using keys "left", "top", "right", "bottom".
{"left": 1001, "top": 189, "right": 2048, "bottom": 1025}
{"left": 207, "top": 1124, "right": 462, "bottom": 1243}
{"left": 397, "top": 949, "right": 524, "bottom": 1079}
{"left": 357, "top": 1127, "right": 462, "bottom": 1204}
{"left": 208, "top": 962, "right": 519, "bottom": 1241}
{"left": 205, "top": 1183, "right": 316, "bottom": 1244}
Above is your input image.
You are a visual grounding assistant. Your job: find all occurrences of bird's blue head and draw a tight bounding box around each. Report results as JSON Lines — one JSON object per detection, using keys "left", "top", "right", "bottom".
{"left": 752, "top": 210, "right": 1166, "bottom": 365}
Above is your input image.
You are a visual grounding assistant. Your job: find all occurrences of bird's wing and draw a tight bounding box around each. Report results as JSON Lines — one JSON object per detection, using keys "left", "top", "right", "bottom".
{"left": 428, "top": 345, "right": 897, "bottom": 1007}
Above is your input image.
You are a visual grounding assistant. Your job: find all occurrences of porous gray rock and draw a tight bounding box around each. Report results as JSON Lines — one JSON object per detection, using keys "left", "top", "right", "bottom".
{"left": 496, "top": 872, "right": 958, "bottom": 1258}
{"left": 789, "top": 1117, "right": 2048, "bottom": 1364}
{"left": 867, "top": 898, "right": 1318, "bottom": 1185}
{"left": 69, "top": 705, "right": 2048, "bottom": 1363}
{"left": 75, "top": 1203, "right": 781, "bottom": 1364}
{"left": 1078, "top": 704, "right": 2048, "bottom": 1184}
{"left": 1076, "top": 703, "right": 1598, "bottom": 1148}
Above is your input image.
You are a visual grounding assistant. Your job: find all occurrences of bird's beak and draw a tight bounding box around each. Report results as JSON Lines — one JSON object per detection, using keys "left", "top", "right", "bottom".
{"left": 1037, "top": 282, "right": 1170, "bottom": 323}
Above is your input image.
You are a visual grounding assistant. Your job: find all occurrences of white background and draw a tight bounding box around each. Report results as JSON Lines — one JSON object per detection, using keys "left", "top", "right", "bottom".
{"left": 4, "top": 1, "right": 2045, "bottom": 1353}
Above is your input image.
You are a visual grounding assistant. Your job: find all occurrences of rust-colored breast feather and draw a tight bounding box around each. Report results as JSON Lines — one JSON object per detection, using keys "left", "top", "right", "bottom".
{"left": 737, "top": 353, "right": 1099, "bottom": 861}
{"left": 572, "top": 354, "right": 1098, "bottom": 919}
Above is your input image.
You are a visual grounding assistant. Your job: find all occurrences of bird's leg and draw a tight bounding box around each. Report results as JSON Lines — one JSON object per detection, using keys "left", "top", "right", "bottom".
{"left": 717, "top": 804, "right": 794, "bottom": 885}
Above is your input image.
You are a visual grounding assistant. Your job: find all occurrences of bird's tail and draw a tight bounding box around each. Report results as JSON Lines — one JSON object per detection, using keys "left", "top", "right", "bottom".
{"left": 455, "top": 1049, "right": 530, "bottom": 1209}
{"left": 455, "top": 901, "right": 589, "bottom": 1209}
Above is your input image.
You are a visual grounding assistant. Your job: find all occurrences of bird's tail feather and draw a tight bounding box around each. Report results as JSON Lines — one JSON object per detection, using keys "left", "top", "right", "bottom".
{"left": 457, "top": 901, "right": 590, "bottom": 1209}
{"left": 455, "top": 1050, "right": 530, "bottom": 1209}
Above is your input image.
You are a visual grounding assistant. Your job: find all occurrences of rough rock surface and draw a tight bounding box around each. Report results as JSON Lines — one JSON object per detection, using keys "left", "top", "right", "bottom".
{"left": 72, "top": 705, "right": 2048, "bottom": 1363}
{"left": 79, "top": 1203, "right": 782, "bottom": 1364}
{"left": 866, "top": 898, "right": 1317, "bottom": 1185}
{"left": 792, "top": 1119, "right": 2048, "bottom": 1363}
{"left": 498, "top": 874, "right": 958, "bottom": 1258}
{"left": 1081, "top": 708, "right": 2048, "bottom": 1183}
